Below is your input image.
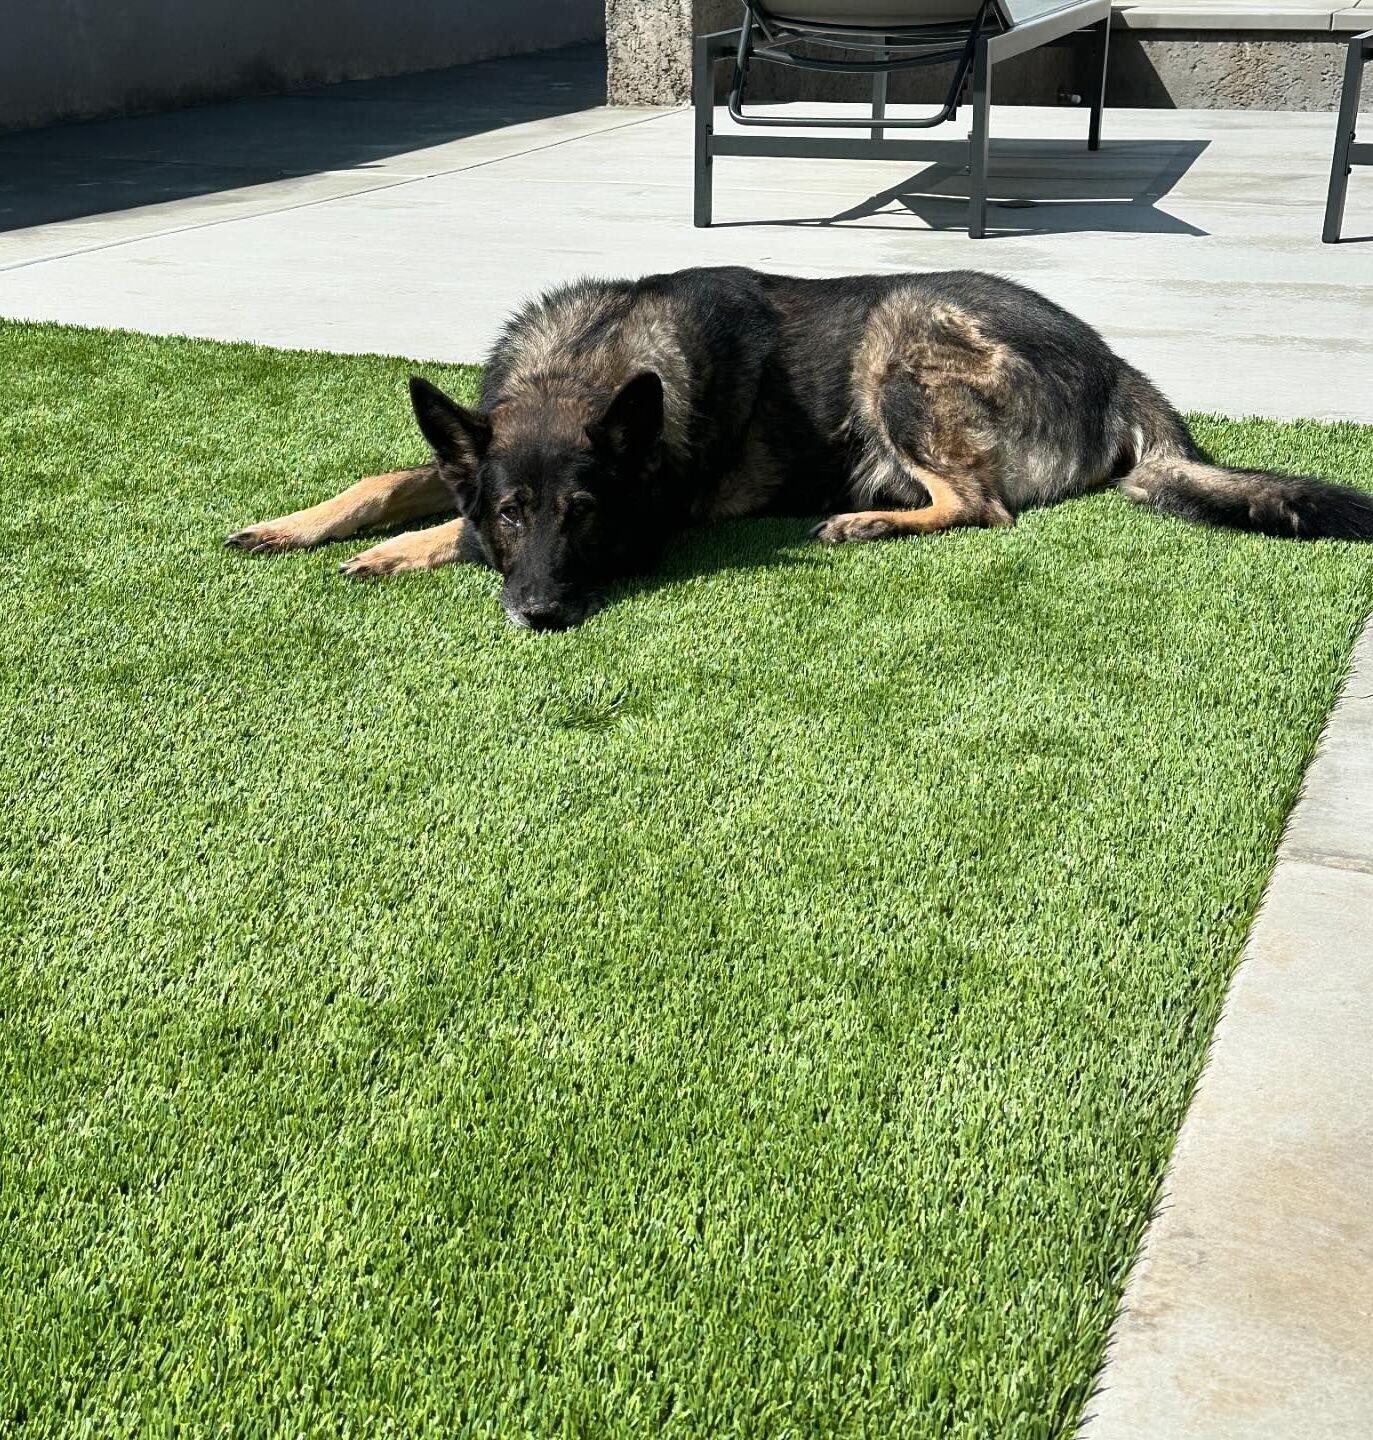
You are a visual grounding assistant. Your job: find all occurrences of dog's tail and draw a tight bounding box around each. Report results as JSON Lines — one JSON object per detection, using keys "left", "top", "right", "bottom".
{"left": 1115, "top": 394, "right": 1373, "bottom": 542}
{"left": 1119, "top": 455, "right": 1373, "bottom": 541}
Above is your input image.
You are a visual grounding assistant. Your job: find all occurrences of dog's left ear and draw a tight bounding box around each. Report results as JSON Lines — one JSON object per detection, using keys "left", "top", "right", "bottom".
{"left": 409, "top": 376, "right": 491, "bottom": 472}
{"left": 587, "top": 372, "right": 663, "bottom": 460}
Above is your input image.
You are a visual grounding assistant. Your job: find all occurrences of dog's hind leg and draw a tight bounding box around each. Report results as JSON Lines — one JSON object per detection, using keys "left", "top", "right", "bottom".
{"left": 813, "top": 466, "right": 1012, "bottom": 544}
{"left": 226, "top": 465, "right": 450, "bottom": 554}
{"left": 818, "top": 296, "right": 1017, "bottom": 546}
{"left": 338, "top": 519, "right": 470, "bottom": 579}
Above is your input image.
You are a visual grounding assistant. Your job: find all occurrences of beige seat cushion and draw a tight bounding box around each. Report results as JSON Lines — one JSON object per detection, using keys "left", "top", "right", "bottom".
{"left": 765, "top": 0, "right": 986, "bottom": 24}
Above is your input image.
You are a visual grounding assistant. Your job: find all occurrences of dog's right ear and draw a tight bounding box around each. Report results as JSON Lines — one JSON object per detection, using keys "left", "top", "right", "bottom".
{"left": 409, "top": 376, "right": 491, "bottom": 475}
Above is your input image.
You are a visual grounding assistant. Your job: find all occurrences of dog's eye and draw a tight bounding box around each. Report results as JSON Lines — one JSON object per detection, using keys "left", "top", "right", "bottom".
{"left": 567, "top": 492, "right": 596, "bottom": 516}
{"left": 497, "top": 502, "right": 522, "bottom": 529}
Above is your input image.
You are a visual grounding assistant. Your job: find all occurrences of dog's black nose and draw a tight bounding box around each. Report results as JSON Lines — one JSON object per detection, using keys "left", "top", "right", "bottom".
{"left": 520, "top": 603, "right": 573, "bottom": 632}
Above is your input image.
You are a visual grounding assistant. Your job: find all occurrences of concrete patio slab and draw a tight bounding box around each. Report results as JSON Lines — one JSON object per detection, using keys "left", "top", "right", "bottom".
{"left": 1, "top": 45, "right": 1371, "bottom": 422}
{"left": 1334, "top": 2, "right": 1373, "bottom": 28}
{"left": 0, "top": 107, "right": 668, "bottom": 269}
{"left": 1114, "top": 0, "right": 1364, "bottom": 30}
{"left": 1283, "top": 733, "right": 1373, "bottom": 866}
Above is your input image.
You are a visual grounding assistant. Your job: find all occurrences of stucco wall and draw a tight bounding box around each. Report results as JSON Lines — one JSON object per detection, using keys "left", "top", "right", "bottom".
{"left": 607, "top": 0, "right": 738, "bottom": 106}
{"left": 0, "top": 0, "right": 605, "bottom": 133}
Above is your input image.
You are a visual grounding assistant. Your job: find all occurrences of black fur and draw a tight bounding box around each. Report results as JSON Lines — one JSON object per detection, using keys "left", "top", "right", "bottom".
{"left": 429, "top": 267, "right": 1372, "bottom": 624}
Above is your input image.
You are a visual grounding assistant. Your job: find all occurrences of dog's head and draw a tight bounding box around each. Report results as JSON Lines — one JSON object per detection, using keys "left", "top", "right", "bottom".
{"left": 409, "top": 374, "right": 663, "bottom": 631}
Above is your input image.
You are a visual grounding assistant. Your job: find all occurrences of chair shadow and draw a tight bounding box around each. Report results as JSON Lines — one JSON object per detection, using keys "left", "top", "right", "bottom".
{"left": 712, "top": 138, "right": 1210, "bottom": 238}
{"left": 0, "top": 42, "right": 606, "bottom": 234}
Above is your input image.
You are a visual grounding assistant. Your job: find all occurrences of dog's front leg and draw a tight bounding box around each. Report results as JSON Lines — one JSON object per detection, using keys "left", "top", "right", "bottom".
{"left": 339, "top": 519, "right": 469, "bottom": 579}
{"left": 226, "top": 466, "right": 450, "bottom": 554}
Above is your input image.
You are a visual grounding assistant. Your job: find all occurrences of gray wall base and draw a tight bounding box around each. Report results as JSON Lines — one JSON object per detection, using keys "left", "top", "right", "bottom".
{"left": 1, "top": 0, "right": 605, "bottom": 134}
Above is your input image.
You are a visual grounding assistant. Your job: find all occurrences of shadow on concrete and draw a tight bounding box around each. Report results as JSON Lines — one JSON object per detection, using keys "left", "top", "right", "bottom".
{"left": 715, "top": 138, "right": 1210, "bottom": 238}
{"left": 0, "top": 43, "right": 606, "bottom": 234}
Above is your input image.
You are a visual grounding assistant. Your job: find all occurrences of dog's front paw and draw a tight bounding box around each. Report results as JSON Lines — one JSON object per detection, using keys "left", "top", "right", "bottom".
{"left": 225, "top": 519, "right": 314, "bottom": 554}
{"left": 339, "top": 552, "right": 396, "bottom": 580}
{"left": 810, "top": 512, "right": 899, "bottom": 545}
{"left": 339, "top": 540, "right": 410, "bottom": 580}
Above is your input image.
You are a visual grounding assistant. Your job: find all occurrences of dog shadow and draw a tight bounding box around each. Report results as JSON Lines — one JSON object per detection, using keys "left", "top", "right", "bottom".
{"left": 607, "top": 516, "right": 826, "bottom": 609}
{"left": 316, "top": 512, "right": 821, "bottom": 607}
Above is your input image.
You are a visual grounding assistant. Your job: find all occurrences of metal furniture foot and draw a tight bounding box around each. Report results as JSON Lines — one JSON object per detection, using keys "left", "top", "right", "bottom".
{"left": 1324, "top": 29, "right": 1372, "bottom": 244}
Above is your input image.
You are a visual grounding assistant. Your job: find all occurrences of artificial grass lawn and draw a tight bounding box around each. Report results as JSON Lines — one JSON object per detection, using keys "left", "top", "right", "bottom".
{"left": 3, "top": 317, "right": 1372, "bottom": 1438}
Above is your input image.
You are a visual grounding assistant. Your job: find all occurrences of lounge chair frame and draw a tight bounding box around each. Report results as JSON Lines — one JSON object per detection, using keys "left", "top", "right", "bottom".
{"left": 1323, "top": 28, "right": 1372, "bottom": 244}
{"left": 693, "top": 0, "right": 1112, "bottom": 237}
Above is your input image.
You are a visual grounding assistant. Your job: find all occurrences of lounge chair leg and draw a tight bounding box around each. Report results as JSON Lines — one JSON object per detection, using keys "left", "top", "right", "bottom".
{"left": 1324, "top": 34, "right": 1367, "bottom": 243}
{"left": 872, "top": 37, "right": 889, "bottom": 143}
{"left": 693, "top": 33, "right": 715, "bottom": 228}
{"left": 968, "top": 37, "right": 991, "bottom": 238}
{"left": 1088, "top": 18, "right": 1109, "bottom": 151}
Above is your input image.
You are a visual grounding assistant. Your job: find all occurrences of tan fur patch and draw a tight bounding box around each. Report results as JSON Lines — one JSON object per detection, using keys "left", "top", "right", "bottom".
{"left": 816, "top": 466, "right": 1012, "bottom": 544}
{"left": 503, "top": 289, "right": 613, "bottom": 387}
{"left": 707, "top": 425, "right": 785, "bottom": 518}
{"left": 487, "top": 394, "right": 590, "bottom": 453}
{"left": 614, "top": 294, "right": 693, "bottom": 453}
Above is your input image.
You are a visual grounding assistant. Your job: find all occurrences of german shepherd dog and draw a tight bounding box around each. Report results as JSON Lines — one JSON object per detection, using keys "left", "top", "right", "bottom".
{"left": 228, "top": 266, "right": 1373, "bottom": 629}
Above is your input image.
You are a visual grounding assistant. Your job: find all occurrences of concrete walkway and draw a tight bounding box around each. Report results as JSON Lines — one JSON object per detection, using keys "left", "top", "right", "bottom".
{"left": 2, "top": 44, "right": 1372, "bottom": 1434}
{"left": 1081, "top": 625, "right": 1373, "bottom": 1438}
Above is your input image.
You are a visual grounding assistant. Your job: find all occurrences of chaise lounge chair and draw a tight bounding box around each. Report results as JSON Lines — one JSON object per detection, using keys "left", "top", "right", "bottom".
{"left": 693, "top": 0, "right": 1112, "bottom": 238}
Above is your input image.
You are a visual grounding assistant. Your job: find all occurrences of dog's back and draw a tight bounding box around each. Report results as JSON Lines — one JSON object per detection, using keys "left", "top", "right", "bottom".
{"left": 481, "top": 266, "right": 1373, "bottom": 542}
